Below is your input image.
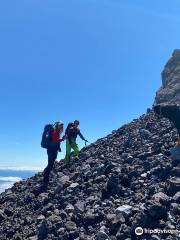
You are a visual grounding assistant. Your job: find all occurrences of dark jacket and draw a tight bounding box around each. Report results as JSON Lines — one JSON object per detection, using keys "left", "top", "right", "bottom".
{"left": 65, "top": 123, "right": 86, "bottom": 143}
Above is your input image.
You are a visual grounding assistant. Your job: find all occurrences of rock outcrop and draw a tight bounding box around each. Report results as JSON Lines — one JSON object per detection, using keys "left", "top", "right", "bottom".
{"left": 155, "top": 49, "right": 180, "bottom": 105}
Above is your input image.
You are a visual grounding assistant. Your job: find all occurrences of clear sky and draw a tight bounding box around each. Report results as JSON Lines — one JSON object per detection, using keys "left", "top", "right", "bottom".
{"left": 0, "top": 0, "right": 180, "bottom": 169}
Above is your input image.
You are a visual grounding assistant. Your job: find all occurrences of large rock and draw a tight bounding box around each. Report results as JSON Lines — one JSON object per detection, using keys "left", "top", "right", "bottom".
{"left": 65, "top": 221, "right": 77, "bottom": 231}
{"left": 115, "top": 205, "right": 133, "bottom": 219}
{"left": 59, "top": 175, "right": 71, "bottom": 188}
{"left": 172, "top": 191, "right": 180, "bottom": 203}
{"left": 155, "top": 49, "right": 180, "bottom": 105}
{"left": 152, "top": 192, "right": 170, "bottom": 204}
{"left": 95, "top": 231, "right": 110, "bottom": 240}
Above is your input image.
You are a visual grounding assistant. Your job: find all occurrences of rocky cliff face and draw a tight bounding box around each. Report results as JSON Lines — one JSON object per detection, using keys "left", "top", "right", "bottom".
{"left": 155, "top": 49, "right": 180, "bottom": 105}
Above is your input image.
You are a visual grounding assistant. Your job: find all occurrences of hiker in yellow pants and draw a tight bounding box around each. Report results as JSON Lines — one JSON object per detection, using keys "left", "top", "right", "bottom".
{"left": 65, "top": 120, "right": 88, "bottom": 164}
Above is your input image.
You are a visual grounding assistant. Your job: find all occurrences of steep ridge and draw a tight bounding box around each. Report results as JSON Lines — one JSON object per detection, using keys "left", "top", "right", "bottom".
{"left": 0, "top": 110, "right": 179, "bottom": 240}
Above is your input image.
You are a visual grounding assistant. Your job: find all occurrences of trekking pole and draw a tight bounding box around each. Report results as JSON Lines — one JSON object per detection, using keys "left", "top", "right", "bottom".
{"left": 85, "top": 140, "right": 91, "bottom": 146}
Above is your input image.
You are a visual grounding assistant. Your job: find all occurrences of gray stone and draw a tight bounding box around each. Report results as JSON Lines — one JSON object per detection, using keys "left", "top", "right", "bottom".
{"left": 115, "top": 205, "right": 133, "bottom": 218}
{"left": 65, "top": 221, "right": 77, "bottom": 231}
{"left": 28, "top": 236, "right": 38, "bottom": 240}
{"left": 57, "top": 227, "right": 65, "bottom": 235}
{"left": 74, "top": 201, "right": 85, "bottom": 214}
{"left": 96, "top": 231, "right": 110, "bottom": 240}
{"left": 151, "top": 235, "right": 161, "bottom": 240}
{"left": 69, "top": 183, "right": 79, "bottom": 189}
{"left": 59, "top": 175, "right": 70, "bottom": 188}
{"left": 172, "top": 191, "right": 180, "bottom": 203}
{"left": 65, "top": 204, "right": 75, "bottom": 213}
{"left": 48, "top": 213, "right": 61, "bottom": 223}
{"left": 170, "top": 203, "right": 180, "bottom": 215}
{"left": 37, "top": 214, "right": 45, "bottom": 223}
{"left": 152, "top": 192, "right": 170, "bottom": 204}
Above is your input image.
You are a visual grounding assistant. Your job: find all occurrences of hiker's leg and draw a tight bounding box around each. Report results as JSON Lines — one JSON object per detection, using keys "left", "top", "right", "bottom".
{"left": 49, "top": 150, "right": 58, "bottom": 171}
{"left": 43, "top": 152, "right": 52, "bottom": 183}
{"left": 65, "top": 140, "right": 71, "bottom": 164}
{"left": 44, "top": 149, "right": 57, "bottom": 184}
{"left": 71, "top": 141, "right": 79, "bottom": 156}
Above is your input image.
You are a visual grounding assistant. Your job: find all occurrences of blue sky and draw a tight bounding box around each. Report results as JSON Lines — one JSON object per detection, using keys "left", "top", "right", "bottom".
{"left": 0, "top": 0, "right": 180, "bottom": 169}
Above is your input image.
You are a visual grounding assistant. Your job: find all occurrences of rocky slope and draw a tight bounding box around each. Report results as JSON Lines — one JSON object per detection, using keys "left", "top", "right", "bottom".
{"left": 0, "top": 51, "right": 180, "bottom": 240}
{"left": 155, "top": 49, "right": 180, "bottom": 105}
{"left": 0, "top": 109, "right": 179, "bottom": 240}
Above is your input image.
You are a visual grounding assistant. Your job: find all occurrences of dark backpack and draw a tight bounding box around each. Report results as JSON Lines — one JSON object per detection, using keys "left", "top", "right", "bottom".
{"left": 41, "top": 124, "right": 53, "bottom": 149}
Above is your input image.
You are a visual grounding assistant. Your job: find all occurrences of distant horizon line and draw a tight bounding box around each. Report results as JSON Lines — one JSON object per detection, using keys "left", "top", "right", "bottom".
{"left": 0, "top": 166, "right": 43, "bottom": 171}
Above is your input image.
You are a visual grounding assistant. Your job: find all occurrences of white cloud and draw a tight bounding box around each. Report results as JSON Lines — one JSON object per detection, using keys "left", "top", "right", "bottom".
{"left": 0, "top": 176, "right": 22, "bottom": 182}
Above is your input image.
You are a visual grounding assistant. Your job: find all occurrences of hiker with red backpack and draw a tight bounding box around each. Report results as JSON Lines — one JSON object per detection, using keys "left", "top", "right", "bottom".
{"left": 41, "top": 121, "right": 65, "bottom": 187}
{"left": 64, "top": 120, "right": 88, "bottom": 164}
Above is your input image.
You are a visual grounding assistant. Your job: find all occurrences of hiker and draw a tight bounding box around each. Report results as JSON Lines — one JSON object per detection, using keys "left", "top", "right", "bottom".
{"left": 153, "top": 104, "right": 180, "bottom": 147}
{"left": 64, "top": 120, "right": 88, "bottom": 164}
{"left": 42, "top": 121, "right": 65, "bottom": 186}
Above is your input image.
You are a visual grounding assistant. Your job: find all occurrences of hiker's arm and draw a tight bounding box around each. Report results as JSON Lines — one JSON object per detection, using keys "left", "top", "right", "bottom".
{"left": 59, "top": 138, "right": 64, "bottom": 142}
{"left": 78, "top": 131, "right": 86, "bottom": 141}
{"left": 62, "top": 135, "right": 66, "bottom": 140}
{"left": 54, "top": 137, "right": 64, "bottom": 143}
